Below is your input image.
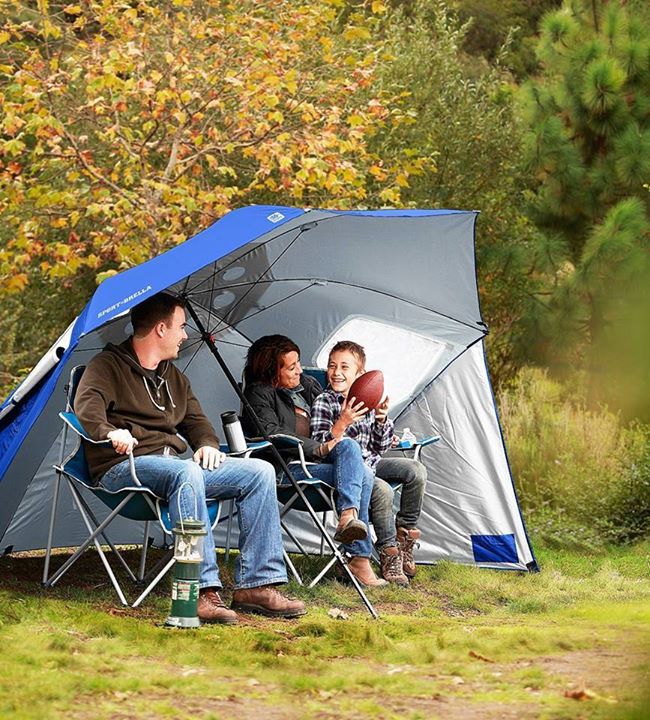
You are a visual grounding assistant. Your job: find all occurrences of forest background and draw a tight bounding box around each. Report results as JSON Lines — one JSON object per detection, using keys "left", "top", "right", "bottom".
{"left": 0, "top": 0, "right": 648, "bottom": 551}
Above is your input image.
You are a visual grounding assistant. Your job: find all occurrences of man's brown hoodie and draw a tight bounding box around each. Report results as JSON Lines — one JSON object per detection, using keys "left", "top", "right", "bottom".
{"left": 74, "top": 339, "right": 219, "bottom": 482}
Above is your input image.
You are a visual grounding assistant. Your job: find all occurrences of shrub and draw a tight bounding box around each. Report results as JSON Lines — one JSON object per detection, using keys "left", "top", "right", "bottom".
{"left": 499, "top": 367, "right": 650, "bottom": 547}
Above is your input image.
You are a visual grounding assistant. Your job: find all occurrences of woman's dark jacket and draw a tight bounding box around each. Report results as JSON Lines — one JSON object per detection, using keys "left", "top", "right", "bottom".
{"left": 242, "top": 374, "right": 323, "bottom": 467}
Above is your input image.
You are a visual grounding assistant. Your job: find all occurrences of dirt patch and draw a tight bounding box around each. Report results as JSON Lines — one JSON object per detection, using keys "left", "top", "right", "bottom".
{"left": 62, "top": 644, "right": 647, "bottom": 720}
{"left": 67, "top": 685, "right": 295, "bottom": 720}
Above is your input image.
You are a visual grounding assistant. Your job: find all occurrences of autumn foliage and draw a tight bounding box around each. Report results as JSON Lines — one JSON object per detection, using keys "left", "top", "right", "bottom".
{"left": 0, "top": 0, "right": 425, "bottom": 290}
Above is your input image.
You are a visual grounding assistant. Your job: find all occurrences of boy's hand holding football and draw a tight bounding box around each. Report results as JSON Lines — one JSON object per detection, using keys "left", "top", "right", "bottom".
{"left": 332, "top": 396, "right": 369, "bottom": 439}
{"left": 374, "top": 396, "right": 390, "bottom": 425}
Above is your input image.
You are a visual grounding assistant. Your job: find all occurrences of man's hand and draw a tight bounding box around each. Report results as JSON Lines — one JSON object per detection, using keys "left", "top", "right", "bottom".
{"left": 107, "top": 429, "right": 138, "bottom": 455}
{"left": 374, "top": 396, "right": 390, "bottom": 425}
{"left": 193, "top": 445, "right": 224, "bottom": 471}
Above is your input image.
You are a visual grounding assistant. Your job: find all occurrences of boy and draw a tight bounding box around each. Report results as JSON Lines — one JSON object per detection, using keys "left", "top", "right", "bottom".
{"left": 310, "top": 340, "right": 427, "bottom": 584}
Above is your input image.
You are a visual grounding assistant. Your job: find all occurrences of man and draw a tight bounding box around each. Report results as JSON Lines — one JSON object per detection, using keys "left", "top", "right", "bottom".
{"left": 75, "top": 292, "right": 305, "bottom": 624}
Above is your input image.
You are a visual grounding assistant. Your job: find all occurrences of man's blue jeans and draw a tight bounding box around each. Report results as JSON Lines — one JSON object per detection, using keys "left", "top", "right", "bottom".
{"left": 100, "top": 455, "right": 286, "bottom": 590}
{"left": 279, "top": 438, "right": 374, "bottom": 557}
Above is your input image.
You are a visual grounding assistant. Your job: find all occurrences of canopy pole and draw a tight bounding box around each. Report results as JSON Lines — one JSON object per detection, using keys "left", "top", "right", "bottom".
{"left": 184, "top": 300, "right": 378, "bottom": 619}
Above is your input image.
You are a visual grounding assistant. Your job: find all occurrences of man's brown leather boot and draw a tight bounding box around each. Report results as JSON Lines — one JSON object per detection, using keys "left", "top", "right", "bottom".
{"left": 198, "top": 589, "right": 239, "bottom": 625}
{"left": 231, "top": 586, "right": 307, "bottom": 618}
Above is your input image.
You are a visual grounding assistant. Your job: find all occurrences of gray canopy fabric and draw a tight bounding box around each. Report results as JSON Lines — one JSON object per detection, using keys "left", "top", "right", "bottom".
{"left": 0, "top": 206, "right": 536, "bottom": 571}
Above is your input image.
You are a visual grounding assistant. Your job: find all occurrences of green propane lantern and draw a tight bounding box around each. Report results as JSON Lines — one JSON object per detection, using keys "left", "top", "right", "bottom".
{"left": 165, "top": 516, "right": 207, "bottom": 629}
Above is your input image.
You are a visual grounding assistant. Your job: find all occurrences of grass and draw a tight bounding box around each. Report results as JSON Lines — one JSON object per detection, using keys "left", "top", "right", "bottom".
{"left": 0, "top": 543, "right": 648, "bottom": 719}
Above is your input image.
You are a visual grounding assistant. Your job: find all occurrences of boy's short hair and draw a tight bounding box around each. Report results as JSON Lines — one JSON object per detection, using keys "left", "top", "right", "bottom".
{"left": 329, "top": 340, "right": 366, "bottom": 371}
{"left": 131, "top": 293, "right": 185, "bottom": 336}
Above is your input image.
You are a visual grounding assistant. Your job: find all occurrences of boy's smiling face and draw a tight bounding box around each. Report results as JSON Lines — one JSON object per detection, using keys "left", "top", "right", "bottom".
{"left": 327, "top": 349, "right": 364, "bottom": 398}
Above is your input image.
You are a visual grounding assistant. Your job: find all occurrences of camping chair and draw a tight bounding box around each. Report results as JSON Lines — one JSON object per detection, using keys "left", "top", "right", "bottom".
{"left": 42, "top": 366, "right": 221, "bottom": 607}
{"left": 268, "top": 434, "right": 340, "bottom": 586}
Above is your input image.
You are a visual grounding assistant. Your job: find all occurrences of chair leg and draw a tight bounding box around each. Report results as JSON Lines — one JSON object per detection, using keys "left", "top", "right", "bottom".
{"left": 45, "top": 486, "right": 135, "bottom": 595}
{"left": 71, "top": 495, "right": 130, "bottom": 606}
{"left": 224, "top": 498, "right": 235, "bottom": 563}
{"left": 280, "top": 519, "right": 310, "bottom": 556}
{"left": 43, "top": 472, "right": 64, "bottom": 585}
{"left": 319, "top": 511, "right": 327, "bottom": 557}
{"left": 283, "top": 549, "right": 303, "bottom": 585}
{"left": 138, "top": 521, "right": 150, "bottom": 582}
{"left": 308, "top": 555, "right": 338, "bottom": 588}
{"left": 71, "top": 487, "right": 138, "bottom": 583}
{"left": 132, "top": 555, "right": 176, "bottom": 608}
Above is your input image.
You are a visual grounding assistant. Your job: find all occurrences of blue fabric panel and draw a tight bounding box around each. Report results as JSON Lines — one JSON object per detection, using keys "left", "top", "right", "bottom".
{"left": 471, "top": 533, "right": 518, "bottom": 564}
{"left": 82, "top": 205, "right": 305, "bottom": 334}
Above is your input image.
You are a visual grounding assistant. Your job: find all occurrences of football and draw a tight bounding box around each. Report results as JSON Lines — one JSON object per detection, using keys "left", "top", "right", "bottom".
{"left": 348, "top": 370, "right": 384, "bottom": 411}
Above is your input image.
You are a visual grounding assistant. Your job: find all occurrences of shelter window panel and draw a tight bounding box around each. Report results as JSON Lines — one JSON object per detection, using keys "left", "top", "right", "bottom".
{"left": 314, "top": 317, "right": 451, "bottom": 407}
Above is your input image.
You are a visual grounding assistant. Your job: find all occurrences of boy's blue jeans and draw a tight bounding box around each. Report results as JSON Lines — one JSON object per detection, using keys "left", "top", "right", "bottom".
{"left": 279, "top": 438, "right": 374, "bottom": 557}
{"left": 100, "top": 455, "right": 287, "bottom": 590}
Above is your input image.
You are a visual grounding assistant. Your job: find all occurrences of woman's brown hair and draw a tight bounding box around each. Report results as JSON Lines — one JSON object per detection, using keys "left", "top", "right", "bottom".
{"left": 245, "top": 335, "right": 301, "bottom": 386}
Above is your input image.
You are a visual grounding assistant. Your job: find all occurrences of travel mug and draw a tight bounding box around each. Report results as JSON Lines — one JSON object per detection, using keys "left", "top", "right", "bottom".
{"left": 220, "top": 411, "right": 247, "bottom": 453}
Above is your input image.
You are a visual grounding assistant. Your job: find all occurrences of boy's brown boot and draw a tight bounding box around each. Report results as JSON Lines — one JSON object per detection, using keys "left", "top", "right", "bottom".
{"left": 396, "top": 527, "right": 421, "bottom": 578}
{"left": 378, "top": 545, "right": 409, "bottom": 586}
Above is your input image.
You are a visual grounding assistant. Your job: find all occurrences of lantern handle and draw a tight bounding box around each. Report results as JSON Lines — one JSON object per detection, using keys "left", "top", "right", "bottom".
{"left": 177, "top": 481, "right": 199, "bottom": 533}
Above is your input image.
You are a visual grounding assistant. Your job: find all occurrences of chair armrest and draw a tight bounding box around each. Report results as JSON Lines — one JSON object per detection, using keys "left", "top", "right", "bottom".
{"left": 59, "top": 411, "right": 111, "bottom": 445}
{"left": 395, "top": 434, "right": 440, "bottom": 450}
{"left": 219, "top": 440, "right": 271, "bottom": 456}
{"left": 59, "top": 411, "right": 141, "bottom": 486}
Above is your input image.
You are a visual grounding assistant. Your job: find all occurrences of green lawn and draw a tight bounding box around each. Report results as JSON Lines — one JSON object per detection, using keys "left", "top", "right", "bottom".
{"left": 1, "top": 543, "right": 648, "bottom": 719}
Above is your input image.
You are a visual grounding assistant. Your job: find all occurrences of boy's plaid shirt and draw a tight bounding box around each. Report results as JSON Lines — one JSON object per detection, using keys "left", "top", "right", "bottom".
{"left": 310, "top": 388, "right": 394, "bottom": 471}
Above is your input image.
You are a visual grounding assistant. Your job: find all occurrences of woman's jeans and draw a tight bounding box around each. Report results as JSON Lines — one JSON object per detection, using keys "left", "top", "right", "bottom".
{"left": 100, "top": 455, "right": 286, "bottom": 591}
{"left": 280, "top": 438, "right": 374, "bottom": 557}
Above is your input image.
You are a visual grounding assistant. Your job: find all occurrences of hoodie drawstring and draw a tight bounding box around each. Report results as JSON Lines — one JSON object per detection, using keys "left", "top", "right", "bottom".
{"left": 142, "top": 376, "right": 166, "bottom": 412}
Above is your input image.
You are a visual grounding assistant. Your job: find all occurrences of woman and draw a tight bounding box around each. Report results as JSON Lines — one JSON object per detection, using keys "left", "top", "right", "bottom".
{"left": 242, "top": 334, "right": 385, "bottom": 587}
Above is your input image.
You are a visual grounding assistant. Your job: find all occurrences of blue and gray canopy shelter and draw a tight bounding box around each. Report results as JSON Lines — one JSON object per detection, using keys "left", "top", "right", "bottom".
{"left": 0, "top": 205, "right": 537, "bottom": 571}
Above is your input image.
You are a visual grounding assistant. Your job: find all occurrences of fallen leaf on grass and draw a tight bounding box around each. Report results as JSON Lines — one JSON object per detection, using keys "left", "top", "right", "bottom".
{"left": 180, "top": 667, "right": 204, "bottom": 677}
{"left": 328, "top": 608, "right": 349, "bottom": 620}
{"left": 564, "top": 685, "right": 618, "bottom": 704}
{"left": 469, "top": 650, "right": 495, "bottom": 663}
{"left": 564, "top": 687, "right": 595, "bottom": 701}
{"left": 386, "top": 665, "right": 410, "bottom": 675}
{"left": 246, "top": 679, "right": 261, "bottom": 687}
{"left": 107, "top": 607, "right": 130, "bottom": 616}
{"left": 451, "top": 676, "right": 465, "bottom": 685}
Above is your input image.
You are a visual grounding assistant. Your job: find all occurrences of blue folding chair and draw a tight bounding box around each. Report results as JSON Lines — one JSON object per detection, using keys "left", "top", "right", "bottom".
{"left": 266, "top": 434, "right": 339, "bottom": 586}
{"left": 43, "top": 366, "right": 220, "bottom": 607}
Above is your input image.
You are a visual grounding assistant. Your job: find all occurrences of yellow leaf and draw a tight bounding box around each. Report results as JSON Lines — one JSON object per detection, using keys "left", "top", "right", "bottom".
{"left": 347, "top": 114, "right": 365, "bottom": 128}
{"left": 6, "top": 274, "right": 28, "bottom": 293}
{"left": 63, "top": 4, "right": 82, "bottom": 14}
{"left": 371, "top": 1, "right": 387, "bottom": 14}
{"left": 343, "top": 26, "right": 371, "bottom": 42}
{"left": 0, "top": 31, "right": 11, "bottom": 44}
